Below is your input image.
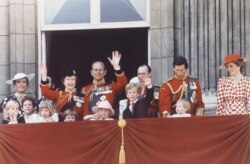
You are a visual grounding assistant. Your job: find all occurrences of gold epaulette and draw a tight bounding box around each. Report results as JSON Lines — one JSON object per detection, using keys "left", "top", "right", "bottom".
{"left": 160, "top": 77, "right": 173, "bottom": 88}
{"left": 166, "top": 77, "right": 174, "bottom": 82}
{"left": 81, "top": 85, "right": 94, "bottom": 97}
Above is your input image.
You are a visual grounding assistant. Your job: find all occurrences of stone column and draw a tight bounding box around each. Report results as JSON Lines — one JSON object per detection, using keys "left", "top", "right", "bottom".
{"left": 9, "top": 0, "right": 37, "bottom": 96}
{"left": 0, "top": 0, "right": 10, "bottom": 101}
{"left": 246, "top": 0, "right": 250, "bottom": 75}
{"left": 150, "top": 0, "right": 174, "bottom": 86}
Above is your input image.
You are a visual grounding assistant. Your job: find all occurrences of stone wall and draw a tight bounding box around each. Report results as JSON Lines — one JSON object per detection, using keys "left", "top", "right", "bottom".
{"left": 150, "top": 0, "right": 250, "bottom": 90}
{"left": 0, "top": 0, "right": 10, "bottom": 105}
{"left": 0, "top": 0, "right": 37, "bottom": 102}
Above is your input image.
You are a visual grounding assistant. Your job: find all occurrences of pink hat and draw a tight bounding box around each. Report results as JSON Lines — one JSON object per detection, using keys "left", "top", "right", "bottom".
{"left": 219, "top": 54, "right": 249, "bottom": 69}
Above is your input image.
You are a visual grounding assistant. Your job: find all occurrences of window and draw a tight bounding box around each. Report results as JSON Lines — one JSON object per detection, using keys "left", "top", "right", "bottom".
{"left": 44, "top": 0, "right": 90, "bottom": 24}
{"left": 41, "top": 0, "right": 149, "bottom": 30}
{"left": 100, "top": 0, "right": 146, "bottom": 22}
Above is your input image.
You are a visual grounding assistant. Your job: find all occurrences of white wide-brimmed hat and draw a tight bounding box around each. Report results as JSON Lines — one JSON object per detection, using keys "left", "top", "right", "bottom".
{"left": 6, "top": 73, "right": 35, "bottom": 85}
{"left": 97, "top": 100, "right": 115, "bottom": 116}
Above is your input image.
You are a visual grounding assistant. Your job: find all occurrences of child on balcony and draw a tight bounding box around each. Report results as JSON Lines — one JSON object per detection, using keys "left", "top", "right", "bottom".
{"left": 22, "top": 96, "right": 41, "bottom": 123}
{"left": 63, "top": 109, "right": 76, "bottom": 122}
{"left": 38, "top": 101, "right": 58, "bottom": 122}
{"left": 120, "top": 81, "right": 154, "bottom": 119}
{"left": 84, "top": 96, "right": 114, "bottom": 120}
{"left": 2, "top": 100, "right": 25, "bottom": 124}
{"left": 169, "top": 99, "right": 191, "bottom": 117}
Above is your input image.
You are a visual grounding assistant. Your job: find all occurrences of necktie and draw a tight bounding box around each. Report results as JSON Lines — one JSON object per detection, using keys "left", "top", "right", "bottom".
{"left": 129, "top": 103, "right": 134, "bottom": 114}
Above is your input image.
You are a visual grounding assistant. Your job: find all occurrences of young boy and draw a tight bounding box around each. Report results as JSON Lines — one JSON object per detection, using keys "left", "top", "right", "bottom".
{"left": 22, "top": 96, "right": 41, "bottom": 123}
{"left": 2, "top": 100, "right": 25, "bottom": 124}
{"left": 170, "top": 99, "right": 191, "bottom": 117}
{"left": 120, "top": 81, "right": 154, "bottom": 119}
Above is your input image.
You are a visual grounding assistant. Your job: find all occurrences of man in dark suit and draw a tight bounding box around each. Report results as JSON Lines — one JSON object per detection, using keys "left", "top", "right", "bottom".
{"left": 129, "top": 64, "right": 160, "bottom": 117}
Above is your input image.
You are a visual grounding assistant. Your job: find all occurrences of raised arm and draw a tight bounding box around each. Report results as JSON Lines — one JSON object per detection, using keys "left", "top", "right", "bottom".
{"left": 107, "top": 50, "right": 121, "bottom": 70}
{"left": 108, "top": 51, "right": 128, "bottom": 95}
{"left": 39, "top": 63, "right": 59, "bottom": 101}
{"left": 39, "top": 63, "right": 48, "bottom": 81}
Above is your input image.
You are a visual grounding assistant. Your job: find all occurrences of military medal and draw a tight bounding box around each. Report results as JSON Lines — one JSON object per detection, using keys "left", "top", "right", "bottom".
{"left": 94, "top": 85, "right": 112, "bottom": 95}
{"left": 190, "top": 81, "right": 197, "bottom": 89}
{"left": 76, "top": 102, "right": 81, "bottom": 107}
{"left": 190, "top": 91, "right": 197, "bottom": 103}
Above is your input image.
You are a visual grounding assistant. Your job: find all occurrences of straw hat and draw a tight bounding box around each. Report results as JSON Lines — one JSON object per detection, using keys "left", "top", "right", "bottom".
{"left": 6, "top": 73, "right": 35, "bottom": 85}
{"left": 219, "top": 54, "right": 249, "bottom": 69}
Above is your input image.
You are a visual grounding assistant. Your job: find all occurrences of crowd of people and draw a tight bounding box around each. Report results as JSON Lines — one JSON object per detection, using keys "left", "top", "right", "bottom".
{"left": 1, "top": 52, "right": 249, "bottom": 124}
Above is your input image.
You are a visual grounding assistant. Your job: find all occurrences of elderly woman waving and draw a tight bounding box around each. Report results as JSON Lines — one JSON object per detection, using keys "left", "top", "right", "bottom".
{"left": 39, "top": 63, "right": 84, "bottom": 121}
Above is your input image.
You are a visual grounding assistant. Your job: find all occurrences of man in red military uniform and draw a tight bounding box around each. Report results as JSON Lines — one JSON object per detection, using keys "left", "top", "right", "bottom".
{"left": 159, "top": 56, "right": 205, "bottom": 117}
{"left": 81, "top": 51, "right": 127, "bottom": 117}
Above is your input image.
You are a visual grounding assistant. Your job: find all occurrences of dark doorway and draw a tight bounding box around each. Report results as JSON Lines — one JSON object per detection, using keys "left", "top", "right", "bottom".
{"left": 46, "top": 28, "right": 148, "bottom": 91}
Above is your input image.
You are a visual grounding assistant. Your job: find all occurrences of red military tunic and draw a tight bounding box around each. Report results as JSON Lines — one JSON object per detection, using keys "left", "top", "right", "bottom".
{"left": 40, "top": 84, "right": 84, "bottom": 117}
{"left": 81, "top": 72, "right": 127, "bottom": 116}
{"left": 159, "top": 76, "right": 204, "bottom": 117}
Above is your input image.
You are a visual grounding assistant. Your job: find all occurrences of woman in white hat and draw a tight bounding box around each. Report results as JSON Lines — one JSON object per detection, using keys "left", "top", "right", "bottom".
{"left": 0, "top": 72, "right": 34, "bottom": 119}
{"left": 216, "top": 54, "right": 250, "bottom": 115}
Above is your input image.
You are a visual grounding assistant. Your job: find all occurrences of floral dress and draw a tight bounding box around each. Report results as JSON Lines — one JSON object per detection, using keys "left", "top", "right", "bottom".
{"left": 216, "top": 76, "right": 250, "bottom": 115}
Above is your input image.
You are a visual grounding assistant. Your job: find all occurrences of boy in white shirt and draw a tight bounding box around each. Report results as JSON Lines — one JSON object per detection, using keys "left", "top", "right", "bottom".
{"left": 22, "top": 96, "right": 41, "bottom": 123}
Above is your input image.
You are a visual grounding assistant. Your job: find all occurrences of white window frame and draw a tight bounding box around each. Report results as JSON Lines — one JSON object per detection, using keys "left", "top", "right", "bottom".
{"left": 37, "top": 0, "right": 151, "bottom": 97}
{"left": 39, "top": 0, "right": 150, "bottom": 31}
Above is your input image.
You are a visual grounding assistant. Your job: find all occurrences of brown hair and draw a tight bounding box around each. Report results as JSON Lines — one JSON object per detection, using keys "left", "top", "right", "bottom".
{"left": 13, "top": 77, "right": 29, "bottom": 86}
{"left": 22, "top": 96, "right": 37, "bottom": 108}
{"left": 225, "top": 59, "right": 245, "bottom": 74}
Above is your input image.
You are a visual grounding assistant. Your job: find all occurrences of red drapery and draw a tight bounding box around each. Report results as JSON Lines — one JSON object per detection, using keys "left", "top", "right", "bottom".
{"left": 0, "top": 116, "right": 249, "bottom": 164}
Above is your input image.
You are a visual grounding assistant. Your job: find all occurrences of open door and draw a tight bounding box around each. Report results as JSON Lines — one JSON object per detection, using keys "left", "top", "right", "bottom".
{"left": 46, "top": 28, "right": 148, "bottom": 90}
